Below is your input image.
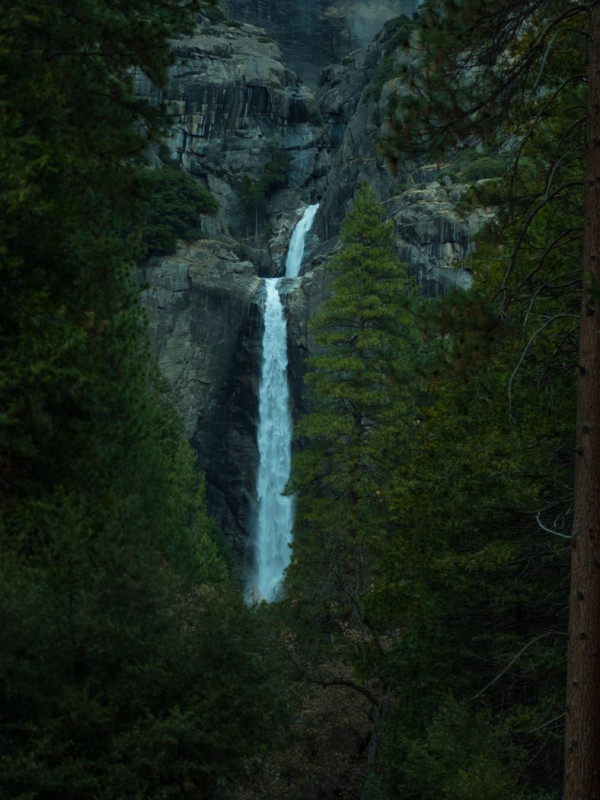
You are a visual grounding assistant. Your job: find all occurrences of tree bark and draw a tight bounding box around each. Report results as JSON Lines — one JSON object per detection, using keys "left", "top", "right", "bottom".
{"left": 564, "top": 4, "right": 600, "bottom": 799}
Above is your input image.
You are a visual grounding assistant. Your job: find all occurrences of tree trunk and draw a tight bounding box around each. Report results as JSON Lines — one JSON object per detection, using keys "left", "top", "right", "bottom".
{"left": 564, "top": 4, "right": 600, "bottom": 799}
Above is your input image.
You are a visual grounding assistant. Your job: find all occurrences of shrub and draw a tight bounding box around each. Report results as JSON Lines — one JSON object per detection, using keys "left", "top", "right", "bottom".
{"left": 204, "top": 5, "right": 226, "bottom": 23}
{"left": 140, "top": 165, "right": 218, "bottom": 256}
{"left": 459, "top": 156, "right": 507, "bottom": 181}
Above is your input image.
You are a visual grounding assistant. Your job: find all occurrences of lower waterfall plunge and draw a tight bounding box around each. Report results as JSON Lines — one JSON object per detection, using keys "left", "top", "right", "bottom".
{"left": 252, "top": 279, "right": 295, "bottom": 603}
{"left": 250, "top": 204, "right": 319, "bottom": 602}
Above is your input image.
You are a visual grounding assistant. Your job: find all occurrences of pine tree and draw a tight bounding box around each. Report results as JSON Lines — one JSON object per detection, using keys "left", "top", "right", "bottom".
{"left": 378, "top": 287, "right": 572, "bottom": 798}
{"left": 0, "top": 3, "right": 291, "bottom": 797}
{"left": 287, "top": 184, "right": 421, "bottom": 632}
{"left": 380, "top": 2, "right": 600, "bottom": 796}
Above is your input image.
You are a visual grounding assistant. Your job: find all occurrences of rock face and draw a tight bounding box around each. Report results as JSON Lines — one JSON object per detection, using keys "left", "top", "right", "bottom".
{"left": 141, "top": 3, "right": 493, "bottom": 555}
{"left": 155, "top": 16, "right": 324, "bottom": 240}
{"left": 390, "top": 181, "right": 490, "bottom": 297}
{"left": 137, "top": 10, "right": 331, "bottom": 554}
{"left": 309, "top": 18, "right": 489, "bottom": 297}
{"left": 140, "top": 241, "right": 262, "bottom": 565}
{"left": 222, "top": 0, "right": 420, "bottom": 87}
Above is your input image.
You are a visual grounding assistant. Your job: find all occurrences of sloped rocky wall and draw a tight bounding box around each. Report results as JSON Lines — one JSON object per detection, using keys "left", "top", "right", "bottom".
{"left": 140, "top": 242, "right": 263, "bottom": 562}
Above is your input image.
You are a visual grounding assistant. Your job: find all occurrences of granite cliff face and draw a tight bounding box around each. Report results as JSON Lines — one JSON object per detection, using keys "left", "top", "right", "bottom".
{"left": 138, "top": 10, "right": 329, "bottom": 549}
{"left": 141, "top": 240, "right": 262, "bottom": 564}
{"left": 155, "top": 16, "right": 325, "bottom": 242}
{"left": 142, "top": 4, "right": 491, "bottom": 551}
{"left": 311, "top": 20, "right": 490, "bottom": 297}
{"left": 222, "top": 0, "right": 420, "bottom": 87}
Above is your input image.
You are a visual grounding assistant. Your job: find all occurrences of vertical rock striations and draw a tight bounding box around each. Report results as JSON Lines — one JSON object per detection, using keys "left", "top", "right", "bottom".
{"left": 141, "top": 3, "right": 494, "bottom": 554}
{"left": 156, "top": 17, "right": 325, "bottom": 238}
{"left": 140, "top": 241, "right": 262, "bottom": 563}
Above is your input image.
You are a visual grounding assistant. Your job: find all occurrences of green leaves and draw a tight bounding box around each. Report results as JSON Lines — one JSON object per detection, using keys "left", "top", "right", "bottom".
{"left": 388, "top": 697, "right": 524, "bottom": 800}
{"left": 0, "top": 3, "right": 291, "bottom": 797}
{"left": 239, "top": 140, "right": 292, "bottom": 236}
{"left": 287, "top": 185, "right": 422, "bottom": 631}
{"left": 140, "top": 163, "right": 219, "bottom": 256}
{"left": 273, "top": 3, "right": 583, "bottom": 797}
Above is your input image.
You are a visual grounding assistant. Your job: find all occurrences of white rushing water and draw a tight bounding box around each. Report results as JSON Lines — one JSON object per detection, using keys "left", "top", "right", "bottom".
{"left": 251, "top": 203, "right": 319, "bottom": 602}
{"left": 285, "top": 203, "right": 319, "bottom": 278}
{"left": 253, "top": 279, "right": 295, "bottom": 602}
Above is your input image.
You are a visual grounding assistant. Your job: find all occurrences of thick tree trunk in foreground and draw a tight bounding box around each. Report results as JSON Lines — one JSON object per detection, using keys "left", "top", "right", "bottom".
{"left": 564, "top": 4, "right": 600, "bottom": 799}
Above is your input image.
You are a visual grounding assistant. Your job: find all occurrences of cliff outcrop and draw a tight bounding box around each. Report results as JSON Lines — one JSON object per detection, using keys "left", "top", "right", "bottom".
{"left": 156, "top": 16, "right": 324, "bottom": 242}
{"left": 141, "top": 4, "right": 493, "bottom": 552}
{"left": 311, "top": 18, "right": 491, "bottom": 296}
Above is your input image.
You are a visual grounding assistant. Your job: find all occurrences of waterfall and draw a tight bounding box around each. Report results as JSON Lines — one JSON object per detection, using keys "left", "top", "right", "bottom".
{"left": 251, "top": 203, "right": 319, "bottom": 602}
{"left": 285, "top": 203, "right": 319, "bottom": 278}
{"left": 253, "top": 279, "right": 295, "bottom": 603}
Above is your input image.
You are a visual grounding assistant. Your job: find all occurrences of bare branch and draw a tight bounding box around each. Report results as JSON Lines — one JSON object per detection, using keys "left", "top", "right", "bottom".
{"left": 508, "top": 313, "right": 579, "bottom": 419}
{"left": 313, "top": 678, "right": 380, "bottom": 707}
{"left": 473, "top": 630, "right": 568, "bottom": 699}
{"left": 536, "top": 510, "right": 572, "bottom": 538}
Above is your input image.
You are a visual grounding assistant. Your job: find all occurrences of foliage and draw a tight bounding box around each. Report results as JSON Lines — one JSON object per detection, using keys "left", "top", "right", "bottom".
{"left": 358, "top": 2, "right": 584, "bottom": 797}
{"left": 262, "top": 141, "right": 294, "bottom": 195}
{"left": 0, "top": 2, "right": 289, "bottom": 797}
{"left": 1, "top": 0, "right": 590, "bottom": 797}
{"left": 363, "top": 15, "right": 415, "bottom": 102}
{"left": 286, "top": 185, "right": 421, "bottom": 622}
{"left": 203, "top": 4, "right": 226, "bottom": 23}
{"left": 140, "top": 163, "right": 218, "bottom": 256}
{"left": 0, "top": 517, "right": 290, "bottom": 798}
{"left": 240, "top": 141, "right": 292, "bottom": 206}
{"left": 281, "top": 2, "right": 584, "bottom": 789}
{"left": 239, "top": 141, "right": 293, "bottom": 237}
{"left": 374, "top": 284, "right": 572, "bottom": 797}
{"left": 388, "top": 697, "right": 524, "bottom": 800}
{"left": 439, "top": 151, "right": 511, "bottom": 184}
{"left": 281, "top": 187, "right": 425, "bottom": 796}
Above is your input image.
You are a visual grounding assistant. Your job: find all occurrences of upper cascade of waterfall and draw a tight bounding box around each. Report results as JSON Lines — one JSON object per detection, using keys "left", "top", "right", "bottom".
{"left": 285, "top": 203, "right": 319, "bottom": 278}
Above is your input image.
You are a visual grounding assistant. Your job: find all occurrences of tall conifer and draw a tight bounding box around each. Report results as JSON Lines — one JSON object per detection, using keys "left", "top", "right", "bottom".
{"left": 380, "top": 1, "right": 600, "bottom": 796}
{"left": 288, "top": 185, "right": 420, "bottom": 623}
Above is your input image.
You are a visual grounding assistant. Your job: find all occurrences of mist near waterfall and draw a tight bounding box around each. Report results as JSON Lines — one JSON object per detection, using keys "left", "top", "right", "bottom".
{"left": 348, "top": 0, "right": 421, "bottom": 48}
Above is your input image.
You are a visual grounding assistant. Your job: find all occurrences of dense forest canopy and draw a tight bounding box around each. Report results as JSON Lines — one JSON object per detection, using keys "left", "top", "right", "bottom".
{"left": 0, "top": 2, "right": 288, "bottom": 798}
{"left": 379, "top": 4, "right": 600, "bottom": 799}
{"left": 283, "top": 1, "right": 600, "bottom": 798}
{"left": 2, "top": 0, "right": 599, "bottom": 799}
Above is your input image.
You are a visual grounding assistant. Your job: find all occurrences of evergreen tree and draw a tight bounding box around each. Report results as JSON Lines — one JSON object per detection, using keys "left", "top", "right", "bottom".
{"left": 140, "top": 161, "right": 219, "bottom": 256}
{"left": 0, "top": 3, "right": 291, "bottom": 797}
{"left": 287, "top": 185, "right": 420, "bottom": 622}
{"left": 380, "top": 3, "right": 600, "bottom": 796}
{"left": 239, "top": 141, "right": 292, "bottom": 238}
{"left": 375, "top": 285, "right": 572, "bottom": 799}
